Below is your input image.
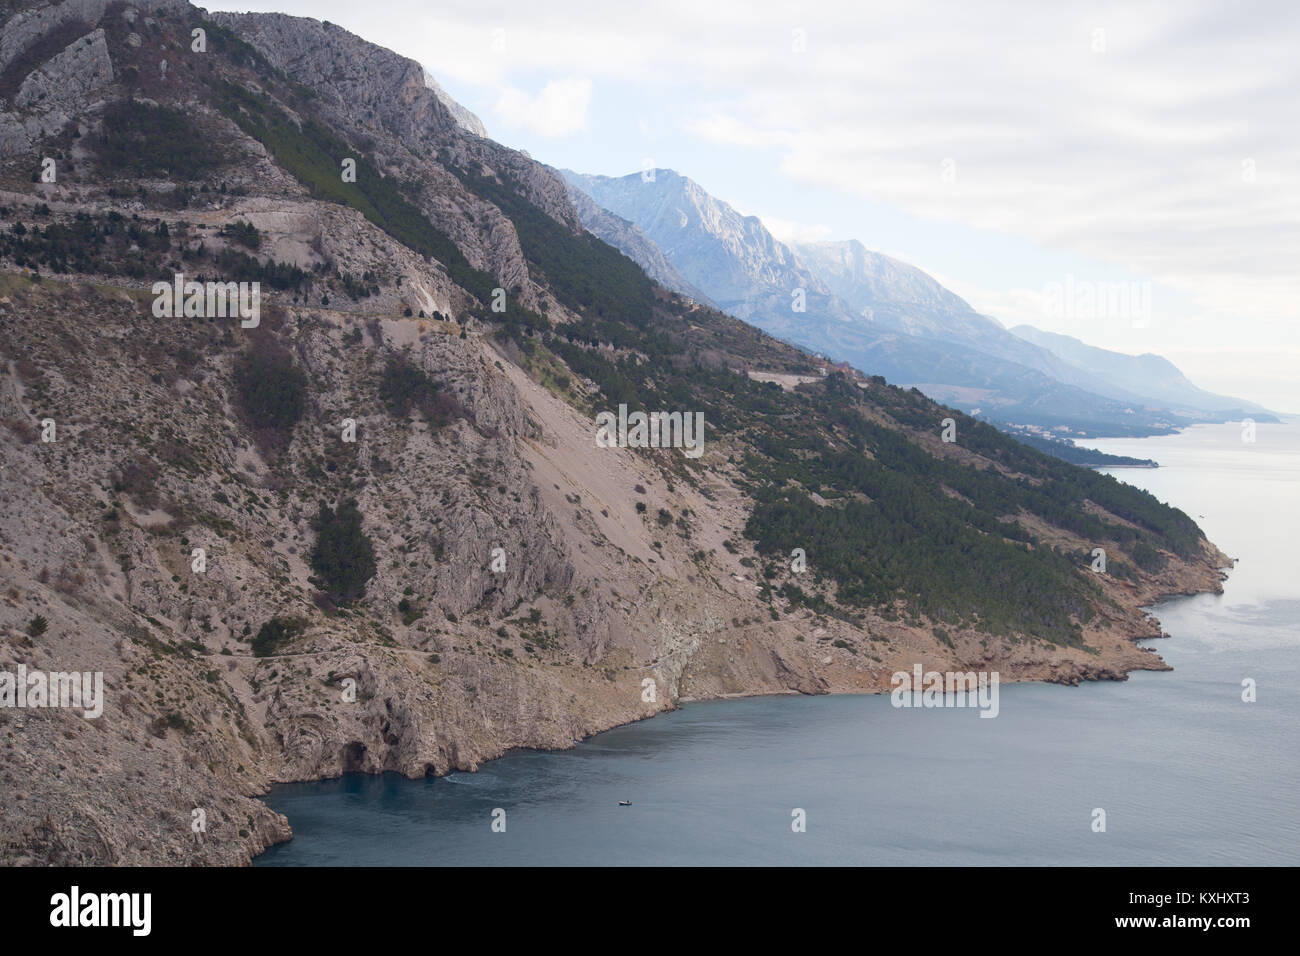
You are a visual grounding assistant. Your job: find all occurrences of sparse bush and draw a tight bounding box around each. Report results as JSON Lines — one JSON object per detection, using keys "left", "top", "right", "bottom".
{"left": 113, "top": 456, "right": 160, "bottom": 508}
{"left": 150, "top": 711, "right": 196, "bottom": 737}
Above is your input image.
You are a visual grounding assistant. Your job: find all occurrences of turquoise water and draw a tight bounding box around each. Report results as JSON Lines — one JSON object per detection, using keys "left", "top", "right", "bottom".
{"left": 255, "top": 422, "right": 1300, "bottom": 865}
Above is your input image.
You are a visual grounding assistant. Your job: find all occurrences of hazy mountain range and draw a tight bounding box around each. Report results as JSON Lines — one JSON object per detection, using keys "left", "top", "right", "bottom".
{"left": 1008, "top": 325, "right": 1271, "bottom": 420}
{"left": 560, "top": 169, "right": 1274, "bottom": 436}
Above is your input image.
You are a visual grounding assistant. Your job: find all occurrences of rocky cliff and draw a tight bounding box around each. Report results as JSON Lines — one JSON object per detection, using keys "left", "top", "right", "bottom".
{"left": 423, "top": 71, "right": 486, "bottom": 139}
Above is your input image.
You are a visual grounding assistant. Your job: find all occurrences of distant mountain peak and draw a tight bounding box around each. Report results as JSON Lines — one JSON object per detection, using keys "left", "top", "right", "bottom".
{"left": 423, "top": 71, "right": 487, "bottom": 138}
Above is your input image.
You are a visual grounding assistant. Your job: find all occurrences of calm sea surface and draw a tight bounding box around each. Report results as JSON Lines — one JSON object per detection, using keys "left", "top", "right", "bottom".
{"left": 256, "top": 422, "right": 1300, "bottom": 865}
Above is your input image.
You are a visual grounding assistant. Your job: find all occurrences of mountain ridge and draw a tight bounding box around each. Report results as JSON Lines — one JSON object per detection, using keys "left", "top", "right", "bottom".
{"left": 562, "top": 167, "right": 1270, "bottom": 434}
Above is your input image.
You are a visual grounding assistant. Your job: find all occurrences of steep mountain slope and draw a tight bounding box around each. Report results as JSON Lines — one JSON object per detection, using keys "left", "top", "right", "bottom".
{"left": 792, "top": 238, "right": 1002, "bottom": 342}
{"left": 561, "top": 167, "right": 849, "bottom": 325}
{"left": 792, "top": 238, "right": 1079, "bottom": 377}
{"left": 0, "top": 0, "right": 1227, "bottom": 865}
{"left": 205, "top": 8, "right": 581, "bottom": 314}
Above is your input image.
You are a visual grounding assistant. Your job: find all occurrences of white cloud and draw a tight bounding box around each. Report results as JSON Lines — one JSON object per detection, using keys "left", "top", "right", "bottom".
{"left": 493, "top": 77, "right": 592, "bottom": 137}
{"left": 687, "top": 113, "right": 795, "bottom": 150}
{"left": 760, "top": 215, "right": 833, "bottom": 244}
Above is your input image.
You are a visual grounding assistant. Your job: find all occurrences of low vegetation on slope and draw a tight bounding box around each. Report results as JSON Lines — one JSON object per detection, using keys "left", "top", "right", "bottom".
{"left": 523, "top": 296, "right": 1197, "bottom": 645}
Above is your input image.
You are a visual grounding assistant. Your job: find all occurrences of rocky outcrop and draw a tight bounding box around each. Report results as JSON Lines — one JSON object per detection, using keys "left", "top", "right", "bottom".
{"left": 15, "top": 27, "right": 112, "bottom": 108}
{"left": 1, "top": 0, "right": 108, "bottom": 76}
{"left": 0, "top": 0, "right": 182, "bottom": 79}
{"left": 208, "top": 11, "right": 578, "bottom": 231}
{"left": 424, "top": 71, "right": 486, "bottom": 138}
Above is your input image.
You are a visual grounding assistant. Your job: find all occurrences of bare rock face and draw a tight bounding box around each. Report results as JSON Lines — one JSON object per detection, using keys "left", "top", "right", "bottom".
{"left": 424, "top": 70, "right": 486, "bottom": 138}
{"left": 0, "top": 0, "right": 183, "bottom": 78}
{"left": 204, "top": 13, "right": 460, "bottom": 144}
{"left": 207, "top": 10, "right": 581, "bottom": 306}
{"left": 0, "top": 267, "right": 709, "bottom": 862}
{"left": 0, "top": 111, "right": 34, "bottom": 153}
{"left": 0, "top": 0, "right": 109, "bottom": 76}
{"left": 15, "top": 27, "right": 112, "bottom": 108}
{"left": 0, "top": 0, "right": 180, "bottom": 155}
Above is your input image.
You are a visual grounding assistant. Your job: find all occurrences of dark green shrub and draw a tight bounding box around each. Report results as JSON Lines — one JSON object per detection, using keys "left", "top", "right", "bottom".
{"left": 251, "top": 617, "right": 303, "bottom": 657}
{"left": 309, "top": 499, "right": 376, "bottom": 604}
{"left": 233, "top": 343, "right": 307, "bottom": 442}
{"left": 95, "top": 100, "right": 225, "bottom": 179}
{"left": 378, "top": 354, "right": 460, "bottom": 426}
{"left": 219, "top": 220, "right": 261, "bottom": 250}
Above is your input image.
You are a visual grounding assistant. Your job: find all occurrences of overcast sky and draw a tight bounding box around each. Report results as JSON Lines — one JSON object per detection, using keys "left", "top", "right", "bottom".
{"left": 213, "top": 0, "right": 1300, "bottom": 412}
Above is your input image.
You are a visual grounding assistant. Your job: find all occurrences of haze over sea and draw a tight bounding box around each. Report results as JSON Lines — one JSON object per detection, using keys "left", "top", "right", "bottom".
{"left": 256, "top": 422, "right": 1300, "bottom": 866}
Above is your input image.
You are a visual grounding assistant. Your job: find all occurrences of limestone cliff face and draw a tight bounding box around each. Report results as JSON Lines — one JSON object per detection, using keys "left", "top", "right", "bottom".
{"left": 0, "top": 0, "right": 120, "bottom": 75}
{"left": 3, "top": 1, "right": 105, "bottom": 151}
{"left": 424, "top": 71, "right": 486, "bottom": 139}
{"left": 14, "top": 26, "right": 111, "bottom": 108}
{"left": 208, "top": 10, "right": 579, "bottom": 308}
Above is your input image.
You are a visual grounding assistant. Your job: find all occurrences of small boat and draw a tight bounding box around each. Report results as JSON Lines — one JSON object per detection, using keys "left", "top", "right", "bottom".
{"left": 618, "top": 800, "right": 632, "bottom": 806}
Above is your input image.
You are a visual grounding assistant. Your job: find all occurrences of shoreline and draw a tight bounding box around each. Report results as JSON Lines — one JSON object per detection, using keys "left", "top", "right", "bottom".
{"left": 248, "top": 551, "right": 1233, "bottom": 863}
